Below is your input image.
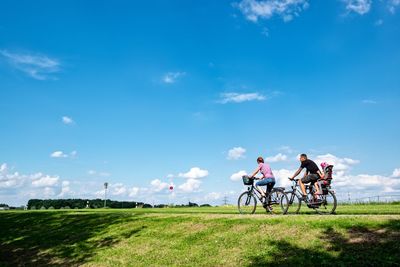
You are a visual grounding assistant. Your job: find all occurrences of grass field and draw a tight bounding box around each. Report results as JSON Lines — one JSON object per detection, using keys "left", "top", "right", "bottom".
{"left": 1, "top": 204, "right": 400, "bottom": 266}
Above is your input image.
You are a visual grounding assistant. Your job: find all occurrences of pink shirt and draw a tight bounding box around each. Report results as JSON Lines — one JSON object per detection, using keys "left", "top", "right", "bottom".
{"left": 259, "top": 163, "right": 274, "bottom": 178}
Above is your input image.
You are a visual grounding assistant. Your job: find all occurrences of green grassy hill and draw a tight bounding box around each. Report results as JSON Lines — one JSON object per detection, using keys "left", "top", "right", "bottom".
{"left": 1, "top": 204, "right": 400, "bottom": 266}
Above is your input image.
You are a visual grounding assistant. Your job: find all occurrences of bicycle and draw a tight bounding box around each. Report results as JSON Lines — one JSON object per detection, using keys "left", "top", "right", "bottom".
{"left": 285, "top": 178, "right": 337, "bottom": 215}
{"left": 237, "top": 176, "right": 289, "bottom": 214}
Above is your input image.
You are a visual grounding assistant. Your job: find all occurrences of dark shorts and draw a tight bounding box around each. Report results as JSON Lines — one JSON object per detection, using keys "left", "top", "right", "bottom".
{"left": 301, "top": 174, "right": 319, "bottom": 184}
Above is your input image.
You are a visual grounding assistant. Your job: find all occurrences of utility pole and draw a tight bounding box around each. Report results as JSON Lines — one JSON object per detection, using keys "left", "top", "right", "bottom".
{"left": 104, "top": 182, "right": 108, "bottom": 208}
{"left": 222, "top": 195, "right": 229, "bottom": 206}
{"left": 348, "top": 192, "right": 351, "bottom": 203}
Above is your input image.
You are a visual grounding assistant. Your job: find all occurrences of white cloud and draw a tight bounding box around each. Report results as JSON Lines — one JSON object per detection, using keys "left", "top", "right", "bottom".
{"left": 150, "top": 179, "right": 169, "bottom": 192}
{"left": 235, "top": 0, "right": 309, "bottom": 23}
{"left": 374, "top": 19, "right": 383, "bottom": 26}
{"left": 59, "top": 181, "right": 71, "bottom": 197}
{"left": 62, "top": 116, "right": 74, "bottom": 125}
{"left": 362, "top": 99, "right": 377, "bottom": 104}
{"left": 265, "top": 153, "right": 287, "bottom": 162}
{"left": 162, "top": 72, "right": 186, "bottom": 84}
{"left": 129, "top": 187, "right": 140, "bottom": 197}
{"left": 178, "top": 178, "right": 202, "bottom": 192}
{"left": 227, "top": 147, "right": 246, "bottom": 160}
{"left": 388, "top": 0, "right": 400, "bottom": 13}
{"left": 50, "top": 150, "right": 77, "bottom": 158}
{"left": 31, "top": 174, "right": 59, "bottom": 187}
{"left": 0, "top": 50, "right": 61, "bottom": 80}
{"left": 218, "top": 92, "right": 266, "bottom": 104}
{"left": 50, "top": 151, "right": 68, "bottom": 158}
{"left": 230, "top": 170, "right": 247, "bottom": 181}
{"left": 314, "top": 153, "right": 359, "bottom": 177}
{"left": 392, "top": 168, "right": 400, "bottom": 178}
{"left": 178, "top": 167, "right": 209, "bottom": 179}
{"left": 343, "top": 0, "right": 371, "bottom": 15}
{"left": 204, "top": 192, "right": 223, "bottom": 201}
{"left": 278, "top": 145, "right": 294, "bottom": 154}
{"left": 0, "top": 164, "right": 25, "bottom": 189}
{"left": 111, "top": 183, "right": 127, "bottom": 196}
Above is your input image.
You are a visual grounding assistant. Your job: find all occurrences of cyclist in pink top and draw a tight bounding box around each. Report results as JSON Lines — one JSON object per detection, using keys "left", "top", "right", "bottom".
{"left": 248, "top": 156, "right": 276, "bottom": 198}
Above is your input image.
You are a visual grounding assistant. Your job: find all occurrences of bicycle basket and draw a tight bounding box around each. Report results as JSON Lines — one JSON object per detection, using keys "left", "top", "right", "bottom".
{"left": 242, "top": 175, "right": 254, "bottom": 185}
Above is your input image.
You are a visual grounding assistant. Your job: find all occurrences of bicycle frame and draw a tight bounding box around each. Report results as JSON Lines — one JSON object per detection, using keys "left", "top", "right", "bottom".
{"left": 246, "top": 183, "right": 265, "bottom": 203}
{"left": 287, "top": 180, "right": 319, "bottom": 204}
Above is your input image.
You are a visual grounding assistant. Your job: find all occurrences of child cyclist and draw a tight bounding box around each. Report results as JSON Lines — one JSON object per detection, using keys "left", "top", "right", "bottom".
{"left": 248, "top": 156, "right": 276, "bottom": 199}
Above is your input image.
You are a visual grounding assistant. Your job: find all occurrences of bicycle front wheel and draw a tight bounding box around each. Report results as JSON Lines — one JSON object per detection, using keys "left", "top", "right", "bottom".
{"left": 315, "top": 190, "right": 337, "bottom": 215}
{"left": 286, "top": 192, "right": 301, "bottom": 214}
{"left": 269, "top": 190, "right": 289, "bottom": 214}
{"left": 237, "top": 191, "right": 257, "bottom": 214}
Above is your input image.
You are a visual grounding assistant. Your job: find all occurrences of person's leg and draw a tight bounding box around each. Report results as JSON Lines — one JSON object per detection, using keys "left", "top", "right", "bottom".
{"left": 299, "top": 179, "right": 307, "bottom": 196}
{"left": 256, "top": 180, "right": 266, "bottom": 197}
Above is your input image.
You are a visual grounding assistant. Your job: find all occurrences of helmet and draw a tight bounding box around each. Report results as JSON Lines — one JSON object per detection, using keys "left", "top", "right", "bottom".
{"left": 320, "top": 162, "right": 329, "bottom": 169}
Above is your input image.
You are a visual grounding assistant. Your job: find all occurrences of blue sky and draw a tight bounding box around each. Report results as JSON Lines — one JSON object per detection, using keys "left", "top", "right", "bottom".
{"left": 1, "top": 0, "right": 400, "bottom": 206}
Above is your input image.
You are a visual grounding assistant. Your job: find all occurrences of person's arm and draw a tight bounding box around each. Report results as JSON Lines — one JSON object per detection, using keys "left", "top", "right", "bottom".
{"left": 318, "top": 170, "right": 324, "bottom": 179}
{"left": 290, "top": 167, "right": 303, "bottom": 180}
{"left": 249, "top": 165, "right": 261, "bottom": 179}
{"left": 303, "top": 170, "right": 309, "bottom": 179}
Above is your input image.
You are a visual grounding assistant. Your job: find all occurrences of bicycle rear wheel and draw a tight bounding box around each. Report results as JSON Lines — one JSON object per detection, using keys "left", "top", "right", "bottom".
{"left": 268, "top": 190, "right": 289, "bottom": 214}
{"left": 314, "top": 190, "right": 337, "bottom": 215}
{"left": 237, "top": 191, "right": 257, "bottom": 214}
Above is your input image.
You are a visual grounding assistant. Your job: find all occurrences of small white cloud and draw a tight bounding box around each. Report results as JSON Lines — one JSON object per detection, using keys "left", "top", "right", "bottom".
{"left": 343, "top": 0, "right": 371, "bottom": 15}
{"left": 162, "top": 71, "right": 186, "bottom": 84}
{"left": 227, "top": 147, "right": 246, "bottom": 160}
{"left": 278, "top": 145, "right": 294, "bottom": 154}
{"left": 235, "top": 0, "right": 309, "bottom": 23}
{"left": 50, "top": 150, "right": 77, "bottom": 158}
{"left": 178, "top": 178, "right": 202, "bottom": 192}
{"left": 62, "top": 116, "right": 74, "bottom": 125}
{"left": 230, "top": 170, "right": 247, "bottom": 181}
{"left": 374, "top": 19, "right": 383, "bottom": 26}
{"left": 392, "top": 168, "right": 400, "bottom": 178}
{"left": 219, "top": 92, "right": 266, "bottom": 104}
{"left": 362, "top": 99, "right": 377, "bottom": 104}
{"left": 88, "top": 170, "right": 96, "bottom": 175}
{"left": 50, "top": 151, "right": 68, "bottom": 158}
{"left": 265, "top": 153, "right": 287, "bottom": 162}
{"left": 0, "top": 50, "right": 61, "bottom": 80}
{"left": 178, "top": 167, "right": 209, "bottom": 179}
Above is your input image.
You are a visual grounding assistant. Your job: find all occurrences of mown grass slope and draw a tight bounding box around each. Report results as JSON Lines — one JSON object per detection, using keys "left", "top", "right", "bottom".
{"left": 1, "top": 204, "right": 400, "bottom": 266}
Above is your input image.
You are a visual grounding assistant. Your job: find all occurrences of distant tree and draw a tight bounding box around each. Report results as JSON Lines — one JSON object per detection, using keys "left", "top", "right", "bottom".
{"left": 188, "top": 202, "right": 199, "bottom": 207}
{"left": 200, "top": 204, "right": 211, "bottom": 207}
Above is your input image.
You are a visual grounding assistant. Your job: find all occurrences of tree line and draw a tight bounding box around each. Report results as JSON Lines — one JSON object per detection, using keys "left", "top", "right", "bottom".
{"left": 26, "top": 199, "right": 211, "bottom": 209}
{"left": 27, "top": 199, "right": 146, "bottom": 210}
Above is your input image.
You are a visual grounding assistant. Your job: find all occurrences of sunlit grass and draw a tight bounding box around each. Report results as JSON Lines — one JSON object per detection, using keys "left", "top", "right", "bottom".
{"left": 1, "top": 204, "right": 399, "bottom": 266}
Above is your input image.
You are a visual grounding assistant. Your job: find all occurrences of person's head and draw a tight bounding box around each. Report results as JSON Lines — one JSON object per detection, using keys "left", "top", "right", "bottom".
{"left": 257, "top": 157, "right": 264, "bottom": 164}
{"left": 300, "top": 153, "right": 307, "bottom": 162}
